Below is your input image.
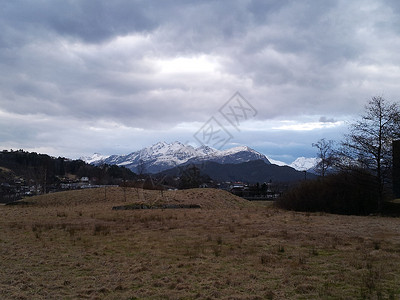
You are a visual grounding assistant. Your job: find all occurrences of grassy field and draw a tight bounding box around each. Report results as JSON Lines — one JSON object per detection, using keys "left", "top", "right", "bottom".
{"left": 1, "top": 187, "right": 400, "bottom": 299}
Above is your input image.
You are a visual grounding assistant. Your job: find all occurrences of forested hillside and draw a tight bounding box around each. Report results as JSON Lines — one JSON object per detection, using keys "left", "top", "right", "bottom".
{"left": 0, "top": 150, "right": 135, "bottom": 202}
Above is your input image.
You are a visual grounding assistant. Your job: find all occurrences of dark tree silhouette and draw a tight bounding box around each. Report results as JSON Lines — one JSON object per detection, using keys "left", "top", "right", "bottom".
{"left": 342, "top": 96, "right": 400, "bottom": 211}
{"left": 312, "top": 138, "right": 335, "bottom": 177}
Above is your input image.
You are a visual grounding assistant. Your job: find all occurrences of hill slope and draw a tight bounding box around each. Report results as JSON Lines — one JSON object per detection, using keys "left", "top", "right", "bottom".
{"left": 159, "top": 159, "right": 315, "bottom": 183}
{"left": 25, "top": 186, "right": 252, "bottom": 210}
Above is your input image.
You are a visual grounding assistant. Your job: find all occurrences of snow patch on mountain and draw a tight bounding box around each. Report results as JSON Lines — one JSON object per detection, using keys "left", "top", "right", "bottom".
{"left": 80, "top": 153, "right": 110, "bottom": 164}
{"left": 267, "top": 157, "right": 287, "bottom": 166}
{"left": 289, "top": 157, "right": 320, "bottom": 171}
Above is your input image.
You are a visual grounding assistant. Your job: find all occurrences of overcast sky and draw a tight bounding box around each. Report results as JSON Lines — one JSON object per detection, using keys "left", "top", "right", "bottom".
{"left": 1, "top": 0, "right": 400, "bottom": 163}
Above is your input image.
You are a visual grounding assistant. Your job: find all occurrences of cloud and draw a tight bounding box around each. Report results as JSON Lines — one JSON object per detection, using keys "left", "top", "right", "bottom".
{"left": 319, "top": 116, "right": 336, "bottom": 123}
{"left": 1, "top": 0, "right": 400, "bottom": 158}
{"left": 0, "top": 1, "right": 158, "bottom": 43}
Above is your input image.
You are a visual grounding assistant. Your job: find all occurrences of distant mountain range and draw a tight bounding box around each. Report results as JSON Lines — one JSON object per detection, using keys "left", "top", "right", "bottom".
{"left": 82, "top": 141, "right": 319, "bottom": 174}
{"left": 81, "top": 141, "right": 319, "bottom": 183}
{"left": 82, "top": 141, "right": 272, "bottom": 174}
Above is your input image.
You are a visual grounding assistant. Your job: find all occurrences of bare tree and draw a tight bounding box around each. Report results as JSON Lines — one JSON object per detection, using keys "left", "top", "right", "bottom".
{"left": 342, "top": 96, "right": 400, "bottom": 211}
{"left": 312, "top": 138, "right": 335, "bottom": 177}
{"left": 137, "top": 159, "right": 146, "bottom": 177}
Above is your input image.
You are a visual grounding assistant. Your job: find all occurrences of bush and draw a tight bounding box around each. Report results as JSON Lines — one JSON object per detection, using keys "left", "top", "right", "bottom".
{"left": 276, "top": 169, "right": 381, "bottom": 215}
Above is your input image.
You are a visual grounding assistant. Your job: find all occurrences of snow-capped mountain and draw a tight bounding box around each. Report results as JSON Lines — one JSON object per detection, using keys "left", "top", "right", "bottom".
{"left": 186, "top": 145, "right": 271, "bottom": 165}
{"left": 261, "top": 157, "right": 319, "bottom": 171}
{"left": 289, "top": 157, "right": 320, "bottom": 171}
{"left": 84, "top": 141, "right": 271, "bottom": 173}
{"left": 267, "top": 158, "right": 287, "bottom": 166}
{"left": 80, "top": 153, "right": 110, "bottom": 164}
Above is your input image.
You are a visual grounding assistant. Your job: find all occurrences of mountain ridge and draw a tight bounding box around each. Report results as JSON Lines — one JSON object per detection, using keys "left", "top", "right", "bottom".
{"left": 82, "top": 141, "right": 319, "bottom": 173}
{"left": 83, "top": 141, "right": 272, "bottom": 173}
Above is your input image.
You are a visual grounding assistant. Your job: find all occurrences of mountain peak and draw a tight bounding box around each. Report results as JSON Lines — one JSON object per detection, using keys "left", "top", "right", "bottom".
{"left": 196, "top": 144, "right": 218, "bottom": 156}
{"left": 289, "top": 157, "right": 320, "bottom": 171}
{"left": 80, "top": 153, "right": 110, "bottom": 164}
{"left": 223, "top": 145, "right": 251, "bottom": 153}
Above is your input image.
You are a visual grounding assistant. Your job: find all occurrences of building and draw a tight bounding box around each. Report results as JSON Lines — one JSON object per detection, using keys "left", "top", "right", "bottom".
{"left": 80, "top": 177, "right": 89, "bottom": 183}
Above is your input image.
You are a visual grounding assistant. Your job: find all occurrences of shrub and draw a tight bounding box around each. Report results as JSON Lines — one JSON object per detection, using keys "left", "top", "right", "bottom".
{"left": 276, "top": 169, "right": 381, "bottom": 215}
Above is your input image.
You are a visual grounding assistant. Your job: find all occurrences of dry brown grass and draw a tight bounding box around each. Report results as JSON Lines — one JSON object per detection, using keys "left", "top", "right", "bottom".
{"left": 1, "top": 187, "right": 400, "bottom": 299}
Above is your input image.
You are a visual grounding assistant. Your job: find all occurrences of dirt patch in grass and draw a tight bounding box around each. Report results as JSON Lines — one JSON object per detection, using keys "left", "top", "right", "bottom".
{"left": 113, "top": 203, "right": 202, "bottom": 210}
{"left": 1, "top": 188, "right": 400, "bottom": 299}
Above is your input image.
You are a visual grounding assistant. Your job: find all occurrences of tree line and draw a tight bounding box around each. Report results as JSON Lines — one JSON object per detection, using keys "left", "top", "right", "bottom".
{"left": 277, "top": 96, "right": 400, "bottom": 215}
{"left": 0, "top": 150, "right": 136, "bottom": 187}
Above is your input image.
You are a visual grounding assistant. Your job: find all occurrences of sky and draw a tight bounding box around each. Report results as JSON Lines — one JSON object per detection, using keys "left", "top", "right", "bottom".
{"left": 1, "top": 0, "right": 400, "bottom": 163}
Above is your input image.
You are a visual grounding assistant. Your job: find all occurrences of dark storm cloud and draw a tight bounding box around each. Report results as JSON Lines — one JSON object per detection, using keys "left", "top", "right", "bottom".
{"left": 0, "top": 0, "right": 157, "bottom": 43}
{"left": 0, "top": 0, "right": 237, "bottom": 125}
